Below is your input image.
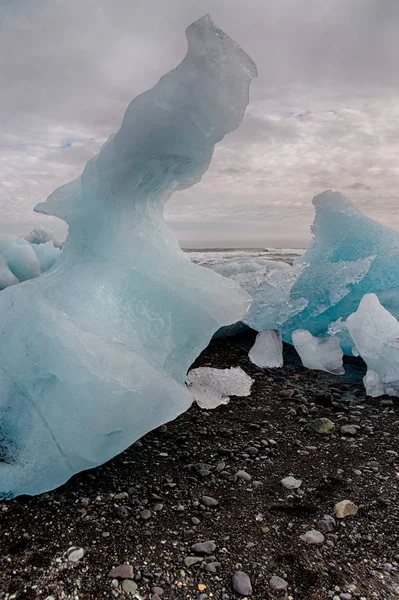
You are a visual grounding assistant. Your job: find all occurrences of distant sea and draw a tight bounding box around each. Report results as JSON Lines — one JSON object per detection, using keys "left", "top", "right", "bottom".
{"left": 185, "top": 247, "right": 305, "bottom": 268}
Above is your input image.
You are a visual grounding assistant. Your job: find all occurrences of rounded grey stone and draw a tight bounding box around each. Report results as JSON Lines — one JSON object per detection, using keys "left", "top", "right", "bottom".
{"left": 232, "top": 571, "right": 253, "bottom": 596}
{"left": 270, "top": 575, "right": 288, "bottom": 590}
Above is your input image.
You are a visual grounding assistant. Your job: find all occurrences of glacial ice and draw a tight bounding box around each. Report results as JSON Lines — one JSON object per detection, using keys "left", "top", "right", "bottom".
{"left": 206, "top": 191, "right": 399, "bottom": 359}
{"left": 0, "top": 15, "right": 256, "bottom": 498}
{"left": 292, "top": 329, "right": 344, "bottom": 375}
{"left": 25, "top": 226, "right": 63, "bottom": 249}
{"left": 0, "top": 233, "right": 61, "bottom": 290}
{"left": 285, "top": 191, "right": 399, "bottom": 347}
{"left": 186, "top": 367, "right": 253, "bottom": 409}
{"left": 347, "top": 293, "right": 399, "bottom": 397}
{"left": 249, "top": 329, "right": 283, "bottom": 368}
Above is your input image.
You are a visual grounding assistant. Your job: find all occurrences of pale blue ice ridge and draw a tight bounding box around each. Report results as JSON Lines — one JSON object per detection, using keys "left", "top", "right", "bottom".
{"left": 0, "top": 15, "right": 256, "bottom": 498}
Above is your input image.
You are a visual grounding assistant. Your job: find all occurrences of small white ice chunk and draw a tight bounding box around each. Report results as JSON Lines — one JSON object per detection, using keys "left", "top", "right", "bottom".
{"left": 249, "top": 329, "right": 283, "bottom": 368}
{"left": 347, "top": 293, "right": 399, "bottom": 397}
{"left": 363, "top": 370, "right": 384, "bottom": 398}
{"left": 292, "top": 329, "right": 344, "bottom": 375}
{"left": 186, "top": 366, "right": 253, "bottom": 409}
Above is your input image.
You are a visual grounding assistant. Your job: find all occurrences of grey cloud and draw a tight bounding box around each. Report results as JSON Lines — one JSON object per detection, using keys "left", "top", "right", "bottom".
{"left": 1, "top": 0, "right": 399, "bottom": 246}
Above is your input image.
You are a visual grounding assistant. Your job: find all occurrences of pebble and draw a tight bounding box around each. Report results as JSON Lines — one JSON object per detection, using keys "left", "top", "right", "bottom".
{"left": 151, "top": 587, "right": 164, "bottom": 595}
{"left": 121, "top": 579, "right": 138, "bottom": 594}
{"left": 184, "top": 556, "right": 204, "bottom": 567}
{"left": 341, "top": 425, "right": 358, "bottom": 436}
{"left": 191, "top": 541, "right": 217, "bottom": 555}
{"left": 311, "top": 418, "right": 335, "bottom": 434}
{"left": 236, "top": 470, "right": 252, "bottom": 482}
{"left": 281, "top": 476, "right": 302, "bottom": 489}
{"left": 317, "top": 515, "right": 336, "bottom": 532}
{"left": 108, "top": 564, "right": 134, "bottom": 579}
{"left": 269, "top": 575, "right": 288, "bottom": 590}
{"left": 140, "top": 509, "right": 152, "bottom": 520}
{"left": 113, "top": 492, "right": 129, "bottom": 501}
{"left": 334, "top": 500, "right": 359, "bottom": 519}
{"left": 201, "top": 496, "right": 219, "bottom": 507}
{"left": 300, "top": 530, "right": 325, "bottom": 545}
{"left": 232, "top": 571, "right": 253, "bottom": 596}
{"left": 115, "top": 505, "right": 130, "bottom": 519}
{"left": 66, "top": 546, "right": 85, "bottom": 562}
{"left": 279, "top": 389, "right": 296, "bottom": 398}
{"left": 205, "top": 562, "right": 221, "bottom": 573}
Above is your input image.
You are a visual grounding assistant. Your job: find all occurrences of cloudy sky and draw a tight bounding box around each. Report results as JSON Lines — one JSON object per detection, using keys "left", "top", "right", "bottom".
{"left": 1, "top": 0, "right": 399, "bottom": 247}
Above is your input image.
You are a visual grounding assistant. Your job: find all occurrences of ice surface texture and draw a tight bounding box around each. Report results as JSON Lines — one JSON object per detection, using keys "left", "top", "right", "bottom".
{"left": 186, "top": 367, "right": 253, "bottom": 409}
{"left": 285, "top": 191, "right": 399, "bottom": 346}
{"left": 347, "top": 293, "right": 399, "bottom": 397}
{"left": 0, "top": 15, "right": 256, "bottom": 498}
{"left": 0, "top": 231, "right": 61, "bottom": 290}
{"left": 292, "top": 330, "right": 344, "bottom": 375}
{"left": 249, "top": 329, "right": 283, "bottom": 368}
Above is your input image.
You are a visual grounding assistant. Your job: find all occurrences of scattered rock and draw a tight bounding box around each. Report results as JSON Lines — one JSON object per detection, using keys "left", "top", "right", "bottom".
{"left": 108, "top": 564, "right": 134, "bottom": 579}
{"left": 184, "top": 556, "right": 204, "bottom": 567}
{"left": 341, "top": 425, "right": 358, "bottom": 436}
{"left": 317, "top": 515, "right": 336, "bottom": 532}
{"left": 66, "top": 547, "right": 85, "bottom": 562}
{"left": 335, "top": 500, "right": 359, "bottom": 518}
{"left": 191, "top": 541, "right": 217, "bottom": 555}
{"left": 232, "top": 571, "right": 253, "bottom": 596}
{"left": 279, "top": 389, "right": 296, "bottom": 398}
{"left": 205, "top": 562, "right": 221, "bottom": 573}
{"left": 300, "top": 530, "right": 325, "bottom": 545}
{"left": 140, "top": 509, "right": 152, "bottom": 520}
{"left": 201, "top": 496, "right": 219, "bottom": 507}
{"left": 269, "top": 575, "right": 288, "bottom": 591}
{"left": 311, "top": 418, "right": 335, "bottom": 434}
{"left": 236, "top": 469, "right": 252, "bottom": 482}
{"left": 281, "top": 476, "right": 302, "bottom": 489}
{"left": 115, "top": 505, "right": 130, "bottom": 519}
{"left": 121, "top": 579, "right": 138, "bottom": 594}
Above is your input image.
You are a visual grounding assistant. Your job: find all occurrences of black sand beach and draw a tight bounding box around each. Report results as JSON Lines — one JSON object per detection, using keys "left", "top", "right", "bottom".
{"left": 1, "top": 331, "right": 398, "bottom": 600}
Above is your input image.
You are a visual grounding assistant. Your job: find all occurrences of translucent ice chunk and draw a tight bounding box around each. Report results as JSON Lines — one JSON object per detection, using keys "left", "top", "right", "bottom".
{"left": 249, "top": 329, "right": 283, "bottom": 368}
{"left": 285, "top": 191, "right": 399, "bottom": 344}
{"left": 0, "top": 16, "right": 256, "bottom": 498}
{"left": 186, "top": 367, "right": 253, "bottom": 409}
{"left": 0, "top": 233, "right": 61, "bottom": 291}
{"left": 25, "top": 227, "right": 62, "bottom": 249}
{"left": 347, "top": 293, "right": 399, "bottom": 397}
{"left": 292, "top": 329, "right": 344, "bottom": 375}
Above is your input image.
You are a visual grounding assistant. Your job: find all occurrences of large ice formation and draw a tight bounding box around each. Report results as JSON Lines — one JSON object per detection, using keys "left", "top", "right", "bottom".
{"left": 292, "top": 329, "right": 344, "bottom": 375}
{"left": 0, "top": 232, "right": 61, "bottom": 290}
{"left": 186, "top": 367, "right": 253, "bottom": 409}
{"left": 347, "top": 293, "right": 399, "bottom": 397}
{"left": 285, "top": 191, "right": 399, "bottom": 345}
{"left": 249, "top": 329, "right": 283, "bottom": 368}
{"left": 0, "top": 15, "right": 256, "bottom": 498}
{"left": 206, "top": 191, "right": 399, "bottom": 357}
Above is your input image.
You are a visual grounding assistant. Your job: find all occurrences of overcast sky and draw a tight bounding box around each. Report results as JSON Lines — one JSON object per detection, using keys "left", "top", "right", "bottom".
{"left": 1, "top": 0, "right": 399, "bottom": 247}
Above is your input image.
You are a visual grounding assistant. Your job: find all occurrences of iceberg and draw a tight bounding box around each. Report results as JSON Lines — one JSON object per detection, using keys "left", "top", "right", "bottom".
{"left": 292, "top": 329, "right": 344, "bottom": 375}
{"left": 285, "top": 191, "right": 399, "bottom": 346}
{"left": 207, "top": 191, "right": 399, "bottom": 358}
{"left": 249, "top": 329, "right": 283, "bottom": 368}
{"left": 0, "top": 15, "right": 256, "bottom": 498}
{"left": 186, "top": 366, "right": 253, "bottom": 409}
{"left": 0, "top": 234, "right": 61, "bottom": 290}
{"left": 347, "top": 293, "right": 399, "bottom": 397}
